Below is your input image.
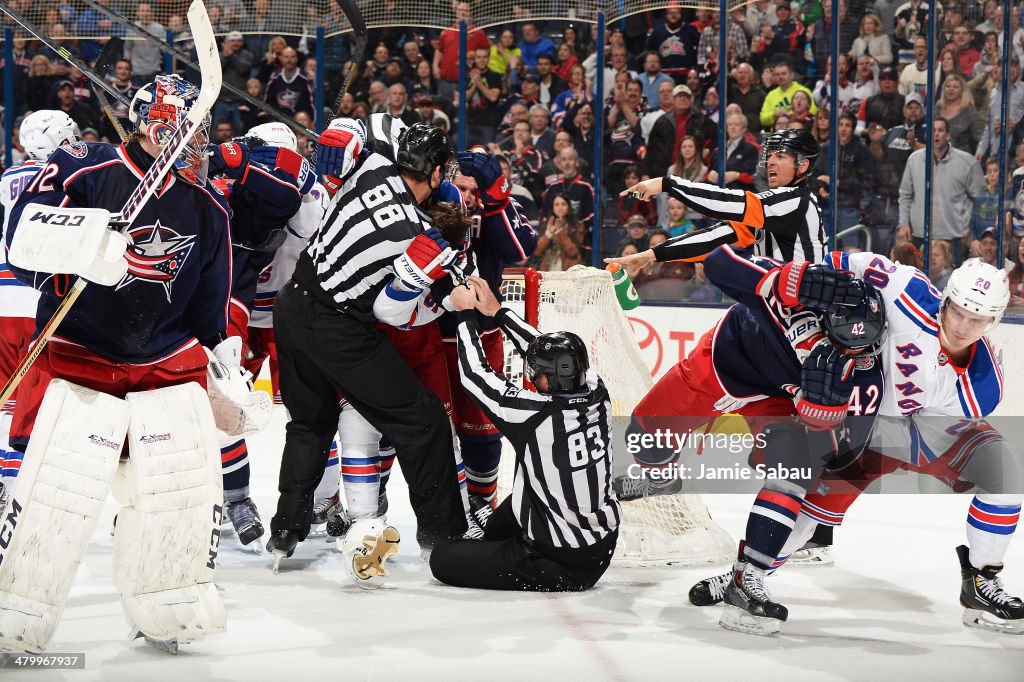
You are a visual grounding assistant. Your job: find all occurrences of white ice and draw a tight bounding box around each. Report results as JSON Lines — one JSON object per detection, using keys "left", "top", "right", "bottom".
{"left": 18, "top": 407, "right": 1024, "bottom": 682}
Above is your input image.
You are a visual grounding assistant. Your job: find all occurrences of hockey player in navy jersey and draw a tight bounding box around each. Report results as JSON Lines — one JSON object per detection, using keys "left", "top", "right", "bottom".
{"left": 0, "top": 110, "right": 81, "bottom": 517}
{"left": 0, "top": 74, "right": 238, "bottom": 653}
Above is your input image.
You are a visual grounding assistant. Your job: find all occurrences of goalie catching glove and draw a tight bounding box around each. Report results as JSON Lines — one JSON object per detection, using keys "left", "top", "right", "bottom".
{"left": 205, "top": 337, "right": 272, "bottom": 437}
{"left": 456, "top": 148, "right": 510, "bottom": 208}
{"left": 392, "top": 228, "right": 461, "bottom": 292}
{"left": 796, "top": 343, "right": 855, "bottom": 431}
{"left": 772, "top": 261, "right": 864, "bottom": 310}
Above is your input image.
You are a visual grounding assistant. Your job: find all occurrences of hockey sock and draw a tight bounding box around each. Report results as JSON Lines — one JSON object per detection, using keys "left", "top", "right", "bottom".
{"left": 312, "top": 440, "right": 339, "bottom": 501}
{"left": 378, "top": 443, "right": 395, "bottom": 489}
{"left": 742, "top": 482, "right": 804, "bottom": 570}
{"left": 341, "top": 454, "right": 380, "bottom": 519}
{"left": 966, "top": 494, "right": 1022, "bottom": 567}
{"left": 461, "top": 436, "right": 501, "bottom": 502}
{"left": 220, "top": 438, "right": 250, "bottom": 503}
{"left": 810, "top": 523, "right": 834, "bottom": 546}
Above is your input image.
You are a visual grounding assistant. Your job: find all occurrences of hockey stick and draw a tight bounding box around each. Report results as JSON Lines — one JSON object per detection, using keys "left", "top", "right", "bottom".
{"left": 327, "top": 0, "right": 368, "bottom": 123}
{"left": 0, "top": 2, "right": 133, "bottom": 107}
{"left": 77, "top": 0, "right": 322, "bottom": 143}
{"left": 92, "top": 37, "right": 129, "bottom": 142}
{"left": 0, "top": 0, "right": 221, "bottom": 408}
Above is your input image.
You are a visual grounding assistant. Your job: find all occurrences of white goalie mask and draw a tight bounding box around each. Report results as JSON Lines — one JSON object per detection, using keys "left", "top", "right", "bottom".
{"left": 941, "top": 258, "right": 1011, "bottom": 333}
{"left": 19, "top": 109, "right": 82, "bottom": 161}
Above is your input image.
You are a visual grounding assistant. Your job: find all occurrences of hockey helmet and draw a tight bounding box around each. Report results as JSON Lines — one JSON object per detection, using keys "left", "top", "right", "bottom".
{"left": 129, "top": 74, "right": 210, "bottom": 184}
{"left": 19, "top": 109, "right": 82, "bottom": 161}
{"left": 526, "top": 331, "right": 590, "bottom": 393}
{"left": 243, "top": 121, "right": 298, "bottom": 153}
{"left": 941, "top": 258, "right": 1011, "bottom": 333}
{"left": 759, "top": 128, "right": 819, "bottom": 181}
{"left": 397, "top": 122, "right": 455, "bottom": 184}
{"left": 822, "top": 281, "right": 887, "bottom": 356}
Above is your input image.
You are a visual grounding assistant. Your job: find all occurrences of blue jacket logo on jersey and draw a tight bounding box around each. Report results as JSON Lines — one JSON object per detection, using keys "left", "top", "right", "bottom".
{"left": 118, "top": 221, "right": 196, "bottom": 302}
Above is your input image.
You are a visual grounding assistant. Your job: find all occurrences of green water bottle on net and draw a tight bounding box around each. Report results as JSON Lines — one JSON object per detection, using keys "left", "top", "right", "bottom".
{"left": 607, "top": 263, "right": 641, "bottom": 310}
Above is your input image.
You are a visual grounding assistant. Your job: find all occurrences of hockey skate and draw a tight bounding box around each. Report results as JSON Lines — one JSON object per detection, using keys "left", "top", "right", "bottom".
{"left": 788, "top": 542, "right": 834, "bottom": 566}
{"left": 325, "top": 508, "right": 353, "bottom": 538}
{"left": 308, "top": 492, "right": 345, "bottom": 541}
{"left": 266, "top": 530, "right": 299, "bottom": 574}
{"left": 225, "top": 497, "right": 264, "bottom": 547}
{"left": 462, "top": 511, "right": 486, "bottom": 540}
{"left": 339, "top": 519, "right": 400, "bottom": 590}
{"left": 612, "top": 473, "right": 682, "bottom": 502}
{"left": 719, "top": 562, "right": 789, "bottom": 636}
{"left": 689, "top": 571, "right": 732, "bottom": 606}
{"left": 957, "top": 545, "right": 1024, "bottom": 634}
{"left": 132, "top": 629, "right": 179, "bottom": 655}
{"left": 468, "top": 494, "right": 493, "bottom": 531}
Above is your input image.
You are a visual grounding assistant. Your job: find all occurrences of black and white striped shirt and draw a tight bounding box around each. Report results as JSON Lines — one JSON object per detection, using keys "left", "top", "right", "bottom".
{"left": 295, "top": 114, "right": 431, "bottom": 321}
{"left": 456, "top": 308, "right": 621, "bottom": 550}
{"left": 654, "top": 176, "right": 826, "bottom": 263}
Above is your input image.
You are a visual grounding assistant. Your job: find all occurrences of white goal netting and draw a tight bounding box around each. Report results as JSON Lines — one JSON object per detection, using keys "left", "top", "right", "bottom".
{"left": 500, "top": 266, "right": 734, "bottom": 565}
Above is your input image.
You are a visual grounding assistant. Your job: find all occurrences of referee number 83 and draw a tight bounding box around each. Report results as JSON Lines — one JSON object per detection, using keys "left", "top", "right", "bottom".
{"left": 567, "top": 425, "right": 606, "bottom": 468}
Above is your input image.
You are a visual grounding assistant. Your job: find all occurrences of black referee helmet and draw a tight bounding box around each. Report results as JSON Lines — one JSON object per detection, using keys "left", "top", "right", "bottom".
{"left": 397, "top": 122, "right": 455, "bottom": 182}
{"left": 526, "top": 331, "right": 590, "bottom": 393}
{"left": 759, "top": 128, "right": 819, "bottom": 182}
{"left": 822, "top": 281, "right": 887, "bottom": 356}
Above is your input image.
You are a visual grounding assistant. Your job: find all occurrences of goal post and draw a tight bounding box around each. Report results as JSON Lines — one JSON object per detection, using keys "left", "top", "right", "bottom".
{"left": 499, "top": 266, "right": 735, "bottom": 565}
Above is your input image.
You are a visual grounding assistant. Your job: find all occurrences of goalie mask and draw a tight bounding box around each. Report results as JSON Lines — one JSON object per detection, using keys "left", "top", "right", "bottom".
{"left": 129, "top": 74, "right": 211, "bottom": 184}
{"left": 526, "top": 331, "right": 590, "bottom": 393}
{"left": 20, "top": 109, "right": 82, "bottom": 161}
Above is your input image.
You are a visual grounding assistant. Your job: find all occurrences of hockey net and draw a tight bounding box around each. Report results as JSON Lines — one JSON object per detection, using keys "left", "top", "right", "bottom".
{"left": 499, "top": 266, "right": 734, "bottom": 566}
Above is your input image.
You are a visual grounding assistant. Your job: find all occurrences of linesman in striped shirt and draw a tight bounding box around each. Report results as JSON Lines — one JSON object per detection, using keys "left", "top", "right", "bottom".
{"left": 429, "top": 276, "right": 620, "bottom": 592}
{"left": 608, "top": 129, "right": 827, "bottom": 267}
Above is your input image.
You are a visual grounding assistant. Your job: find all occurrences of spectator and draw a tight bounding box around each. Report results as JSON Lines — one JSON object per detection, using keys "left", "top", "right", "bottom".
{"left": 899, "top": 117, "right": 986, "bottom": 263}
{"left": 811, "top": 106, "right": 831, "bottom": 145}
{"left": 1007, "top": 238, "right": 1024, "bottom": 308}
{"left": 37, "top": 24, "right": 74, "bottom": 79}
{"left": 976, "top": 57, "right": 1024, "bottom": 160}
{"left": 591, "top": 45, "right": 637, "bottom": 98}
{"left": 76, "top": 0, "right": 126, "bottom": 65}
{"left": 760, "top": 59, "right": 816, "bottom": 129}
{"left": 214, "top": 121, "right": 234, "bottom": 143}
{"left": 496, "top": 101, "right": 530, "bottom": 147}
{"left": 504, "top": 120, "right": 546, "bottom": 202}
{"left": 498, "top": 154, "right": 538, "bottom": 224}
{"left": 971, "top": 157, "right": 1006, "bottom": 244}
{"left": 790, "top": 90, "right": 815, "bottom": 128}
{"left": 753, "top": 0, "right": 806, "bottom": 74}
{"left": 488, "top": 29, "right": 522, "bottom": 80}
{"left": 869, "top": 93, "right": 928, "bottom": 233}
{"left": 661, "top": 196, "right": 697, "bottom": 236}
{"left": 527, "top": 104, "right": 556, "bottom": 158}
{"left": 973, "top": 0, "right": 1001, "bottom": 33}
{"left": 708, "top": 112, "right": 760, "bottom": 192}
{"left": 815, "top": 111, "right": 877, "bottom": 247}
{"left": 400, "top": 40, "right": 425, "bottom": 82}
{"left": 657, "top": 135, "right": 710, "bottom": 225}
{"left": 561, "top": 24, "right": 590, "bottom": 61}
{"left": 634, "top": 229, "right": 694, "bottom": 301}
{"left": 255, "top": 35, "right": 288, "bottom": 85}
{"left": 849, "top": 54, "right": 881, "bottom": 113}
{"left": 680, "top": 263, "right": 723, "bottom": 302}
{"left": 899, "top": 36, "right": 930, "bottom": 97}
{"left": 893, "top": 0, "right": 935, "bottom": 55}
{"left": 215, "top": 31, "right": 255, "bottom": 135}
{"left": 53, "top": 80, "right": 99, "bottom": 132}
{"left": 519, "top": 21, "right": 556, "bottom": 70}
{"left": 534, "top": 54, "right": 567, "bottom": 107}
{"left": 646, "top": 3, "right": 699, "bottom": 82}
{"left": 538, "top": 131, "right": 591, "bottom": 186}
{"left": 25, "top": 55, "right": 55, "bottom": 114}
{"left": 639, "top": 52, "right": 675, "bottom": 108}
{"left": 367, "top": 80, "right": 388, "bottom": 114}
{"left": 244, "top": 0, "right": 276, "bottom": 59}
{"left": 941, "top": 25, "right": 982, "bottom": 76}
{"left": 930, "top": 239, "right": 955, "bottom": 289}
{"left": 857, "top": 65, "right": 905, "bottom": 136}
{"left": 618, "top": 214, "right": 652, "bottom": 254}
{"left": 105, "top": 59, "right": 136, "bottom": 141}
{"left": 729, "top": 62, "right": 767, "bottom": 134}
{"left": 264, "top": 47, "right": 315, "bottom": 125}
{"left": 123, "top": 3, "right": 164, "bottom": 86}
{"left": 553, "top": 42, "right": 581, "bottom": 83}
{"left": 697, "top": 11, "right": 750, "bottom": 67}
{"left": 411, "top": 59, "right": 439, "bottom": 97}
{"left": 383, "top": 83, "right": 418, "bottom": 126}
{"left": 811, "top": 0, "right": 859, "bottom": 72}
{"left": 605, "top": 77, "right": 646, "bottom": 189}
{"left": 646, "top": 84, "right": 717, "bottom": 180}
{"left": 534, "top": 195, "right": 586, "bottom": 271}
{"left": 542, "top": 146, "right": 595, "bottom": 226}
{"left": 615, "top": 165, "right": 657, "bottom": 227}
{"left": 551, "top": 64, "right": 594, "bottom": 129}
{"left": 498, "top": 72, "right": 542, "bottom": 135}
{"left": 891, "top": 241, "right": 924, "bottom": 269}
{"left": 434, "top": 2, "right": 490, "bottom": 105}
{"left": 238, "top": 78, "right": 264, "bottom": 131}
{"left": 937, "top": 74, "right": 986, "bottom": 154}
{"left": 975, "top": 227, "right": 1009, "bottom": 268}
{"left": 465, "top": 47, "right": 503, "bottom": 148}
{"left": 850, "top": 13, "right": 893, "bottom": 66}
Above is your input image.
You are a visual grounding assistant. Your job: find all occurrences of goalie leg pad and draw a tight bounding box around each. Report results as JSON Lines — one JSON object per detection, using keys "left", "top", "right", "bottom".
{"left": 0, "top": 380, "right": 129, "bottom": 653}
{"left": 113, "top": 382, "right": 226, "bottom": 646}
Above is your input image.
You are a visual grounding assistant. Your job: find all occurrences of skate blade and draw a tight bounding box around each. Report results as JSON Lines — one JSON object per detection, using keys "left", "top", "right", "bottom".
{"left": 719, "top": 605, "right": 782, "bottom": 636}
{"left": 962, "top": 608, "right": 1024, "bottom": 634}
{"left": 132, "top": 629, "right": 178, "bottom": 654}
{"left": 271, "top": 550, "right": 289, "bottom": 574}
{"left": 788, "top": 546, "right": 834, "bottom": 566}
{"left": 352, "top": 526, "right": 401, "bottom": 590}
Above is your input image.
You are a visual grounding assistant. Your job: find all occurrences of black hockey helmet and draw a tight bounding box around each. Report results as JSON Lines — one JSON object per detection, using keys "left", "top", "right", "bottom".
{"left": 823, "top": 281, "right": 887, "bottom": 355}
{"left": 397, "top": 122, "right": 455, "bottom": 183}
{"left": 759, "top": 128, "right": 819, "bottom": 180}
{"left": 526, "top": 331, "right": 590, "bottom": 393}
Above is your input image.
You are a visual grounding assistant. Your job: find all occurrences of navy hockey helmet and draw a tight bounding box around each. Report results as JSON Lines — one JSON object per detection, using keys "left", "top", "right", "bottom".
{"left": 397, "top": 122, "right": 455, "bottom": 183}
{"left": 526, "top": 331, "right": 590, "bottom": 393}
{"left": 823, "top": 281, "right": 887, "bottom": 355}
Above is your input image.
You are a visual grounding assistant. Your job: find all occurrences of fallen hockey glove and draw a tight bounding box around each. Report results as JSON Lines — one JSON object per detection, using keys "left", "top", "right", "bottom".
{"left": 251, "top": 146, "right": 316, "bottom": 194}
{"left": 207, "top": 141, "right": 250, "bottom": 179}
{"left": 317, "top": 118, "right": 365, "bottom": 195}
{"left": 796, "top": 343, "right": 856, "bottom": 431}
{"left": 773, "top": 261, "right": 864, "bottom": 310}
{"left": 456, "top": 150, "right": 510, "bottom": 207}
{"left": 392, "top": 228, "right": 459, "bottom": 291}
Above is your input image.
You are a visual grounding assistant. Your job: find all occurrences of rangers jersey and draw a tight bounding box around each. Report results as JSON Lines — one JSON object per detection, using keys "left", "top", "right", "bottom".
{"left": 0, "top": 160, "right": 44, "bottom": 318}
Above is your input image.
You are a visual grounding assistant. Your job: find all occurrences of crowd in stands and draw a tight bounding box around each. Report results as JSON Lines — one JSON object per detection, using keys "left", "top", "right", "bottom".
{"left": 3, "top": 0, "right": 1024, "bottom": 311}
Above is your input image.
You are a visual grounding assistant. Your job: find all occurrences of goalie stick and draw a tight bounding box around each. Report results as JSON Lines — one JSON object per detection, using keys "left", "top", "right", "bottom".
{"left": 0, "top": 0, "right": 222, "bottom": 408}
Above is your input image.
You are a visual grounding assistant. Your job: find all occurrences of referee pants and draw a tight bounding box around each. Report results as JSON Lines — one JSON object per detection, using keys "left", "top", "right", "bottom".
{"left": 429, "top": 497, "right": 617, "bottom": 592}
{"left": 271, "top": 281, "right": 467, "bottom": 545}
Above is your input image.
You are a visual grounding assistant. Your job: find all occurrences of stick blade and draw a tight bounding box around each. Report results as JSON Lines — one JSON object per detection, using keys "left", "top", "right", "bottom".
{"left": 186, "top": 0, "right": 222, "bottom": 120}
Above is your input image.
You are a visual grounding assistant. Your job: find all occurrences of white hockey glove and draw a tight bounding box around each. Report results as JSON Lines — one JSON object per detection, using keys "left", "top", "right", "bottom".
{"left": 8, "top": 203, "right": 130, "bottom": 286}
{"left": 205, "top": 337, "right": 272, "bottom": 437}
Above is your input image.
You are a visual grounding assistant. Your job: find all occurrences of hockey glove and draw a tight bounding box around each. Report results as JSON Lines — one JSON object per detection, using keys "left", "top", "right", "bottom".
{"left": 205, "top": 337, "right": 272, "bottom": 437}
{"left": 773, "top": 261, "right": 864, "bottom": 310}
{"left": 251, "top": 146, "right": 316, "bottom": 195}
{"left": 392, "top": 228, "right": 459, "bottom": 291}
{"left": 456, "top": 150, "right": 510, "bottom": 207}
{"left": 207, "top": 142, "right": 250, "bottom": 179}
{"left": 317, "top": 118, "right": 366, "bottom": 195}
{"left": 796, "top": 343, "right": 856, "bottom": 431}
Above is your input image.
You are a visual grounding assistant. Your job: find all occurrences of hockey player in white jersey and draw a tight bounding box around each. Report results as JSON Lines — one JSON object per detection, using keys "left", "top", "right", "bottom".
{"left": 0, "top": 110, "right": 81, "bottom": 517}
